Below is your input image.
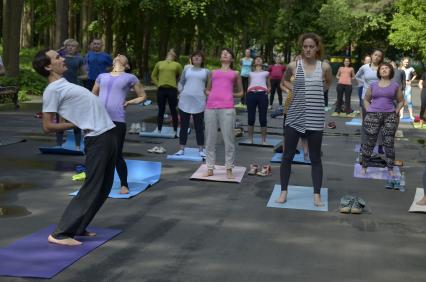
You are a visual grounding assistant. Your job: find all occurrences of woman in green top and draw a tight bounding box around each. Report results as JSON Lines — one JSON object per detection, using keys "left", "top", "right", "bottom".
{"left": 151, "top": 49, "right": 183, "bottom": 135}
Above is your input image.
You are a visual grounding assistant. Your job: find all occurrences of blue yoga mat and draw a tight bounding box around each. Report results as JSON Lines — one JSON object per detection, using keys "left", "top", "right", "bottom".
{"left": 39, "top": 130, "right": 84, "bottom": 155}
{"left": 0, "top": 225, "right": 121, "bottom": 279}
{"left": 167, "top": 147, "right": 204, "bottom": 162}
{"left": 267, "top": 185, "right": 328, "bottom": 212}
{"left": 345, "top": 118, "right": 362, "bottom": 126}
{"left": 353, "top": 163, "right": 400, "bottom": 180}
{"left": 139, "top": 126, "right": 190, "bottom": 139}
{"left": 270, "top": 152, "right": 311, "bottom": 164}
{"left": 70, "top": 160, "right": 161, "bottom": 199}
{"left": 400, "top": 117, "right": 412, "bottom": 123}
{"left": 239, "top": 136, "right": 282, "bottom": 147}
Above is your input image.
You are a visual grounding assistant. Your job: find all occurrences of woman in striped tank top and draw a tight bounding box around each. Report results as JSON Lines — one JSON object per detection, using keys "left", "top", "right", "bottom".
{"left": 204, "top": 48, "right": 243, "bottom": 179}
{"left": 277, "top": 33, "right": 332, "bottom": 206}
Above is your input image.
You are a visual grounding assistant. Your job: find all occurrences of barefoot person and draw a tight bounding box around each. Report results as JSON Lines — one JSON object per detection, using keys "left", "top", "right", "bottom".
{"left": 268, "top": 56, "right": 286, "bottom": 110}
{"left": 204, "top": 48, "right": 243, "bottom": 178}
{"left": 176, "top": 50, "right": 209, "bottom": 157}
{"left": 334, "top": 57, "right": 355, "bottom": 115}
{"left": 418, "top": 71, "right": 426, "bottom": 128}
{"left": 151, "top": 49, "right": 183, "bottom": 136}
{"left": 246, "top": 56, "right": 270, "bottom": 144}
{"left": 238, "top": 48, "right": 253, "bottom": 107}
{"left": 277, "top": 33, "right": 332, "bottom": 206}
{"left": 360, "top": 62, "right": 404, "bottom": 177}
{"left": 33, "top": 49, "right": 117, "bottom": 246}
{"left": 92, "top": 54, "right": 147, "bottom": 194}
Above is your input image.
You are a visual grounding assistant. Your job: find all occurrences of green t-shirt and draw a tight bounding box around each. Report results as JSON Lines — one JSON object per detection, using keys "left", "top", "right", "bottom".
{"left": 151, "top": 60, "right": 183, "bottom": 88}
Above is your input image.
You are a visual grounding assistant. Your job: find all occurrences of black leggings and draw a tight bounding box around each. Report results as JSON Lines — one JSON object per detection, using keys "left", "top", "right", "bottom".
{"left": 157, "top": 87, "right": 179, "bottom": 131}
{"left": 270, "top": 79, "right": 283, "bottom": 106}
{"left": 179, "top": 110, "right": 204, "bottom": 146}
{"left": 114, "top": 122, "right": 128, "bottom": 188}
{"left": 420, "top": 90, "right": 426, "bottom": 120}
{"left": 335, "top": 83, "right": 352, "bottom": 113}
{"left": 241, "top": 76, "right": 249, "bottom": 104}
{"left": 324, "top": 90, "right": 329, "bottom": 107}
{"left": 280, "top": 126, "right": 323, "bottom": 194}
{"left": 247, "top": 91, "right": 268, "bottom": 127}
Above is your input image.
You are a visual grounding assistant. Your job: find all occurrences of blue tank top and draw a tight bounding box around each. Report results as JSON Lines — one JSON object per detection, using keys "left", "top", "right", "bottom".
{"left": 240, "top": 58, "right": 253, "bottom": 77}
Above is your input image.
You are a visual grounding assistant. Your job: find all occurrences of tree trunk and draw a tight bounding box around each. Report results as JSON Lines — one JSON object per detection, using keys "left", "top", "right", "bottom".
{"left": 68, "top": 0, "right": 76, "bottom": 40}
{"left": 20, "top": 0, "right": 33, "bottom": 48}
{"left": 80, "top": 0, "right": 91, "bottom": 51}
{"left": 2, "top": 0, "right": 24, "bottom": 77}
{"left": 103, "top": 5, "right": 113, "bottom": 53}
{"left": 142, "top": 15, "right": 151, "bottom": 84}
{"left": 55, "top": 0, "right": 69, "bottom": 49}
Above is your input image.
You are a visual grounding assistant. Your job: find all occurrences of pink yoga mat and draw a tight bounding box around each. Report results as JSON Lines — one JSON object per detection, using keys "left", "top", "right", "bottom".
{"left": 190, "top": 164, "right": 246, "bottom": 183}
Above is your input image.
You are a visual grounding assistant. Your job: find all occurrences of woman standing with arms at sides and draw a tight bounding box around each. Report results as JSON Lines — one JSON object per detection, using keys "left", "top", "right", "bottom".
{"left": 360, "top": 63, "right": 404, "bottom": 177}
{"left": 176, "top": 51, "right": 209, "bottom": 156}
{"left": 93, "top": 55, "right": 147, "bottom": 194}
{"left": 204, "top": 48, "right": 243, "bottom": 179}
{"left": 238, "top": 48, "right": 253, "bottom": 107}
{"left": 357, "top": 55, "right": 371, "bottom": 108}
{"left": 334, "top": 57, "right": 355, "bottom": 115}
{"left": 277, "top": 33, "right": 332, "bottom": 206}
{"left": 399, "top": 57, "right": 417, "bottom": 120}
{"left": 418, "top": 72, "right": 426, "bottom": 128}
{"left": 268, "top": 56, "right": 286, "bottom": 110}
{"left": 246, "top": 56, "right": 270, "bottom": 145}
{"left": 355, "top": 50, "right": 384, "bottom": 119}
{"left": 151, "top": 49, "right": 183, "bottom": 136}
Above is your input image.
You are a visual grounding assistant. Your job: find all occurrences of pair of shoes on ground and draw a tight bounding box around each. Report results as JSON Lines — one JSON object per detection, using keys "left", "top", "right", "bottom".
{"left": 339, "top": 195, "right": 366, "bottom": 214}
{"left": 148, "top": 146, "right": 166, "bottom": 154}
{"left": 129, "top": 123, "right": 142, "bottom": 134}
{"left": 248, "top": 164, "right": 272, "bottom": 176}
{"left": 385, "top": 178, "right": 401, "bottom": 190}
{"left": 175, "top": 148, "right": 206, "bottom": 158}
{"left": 327, "top": 122, "right": 336, "bottom": 129}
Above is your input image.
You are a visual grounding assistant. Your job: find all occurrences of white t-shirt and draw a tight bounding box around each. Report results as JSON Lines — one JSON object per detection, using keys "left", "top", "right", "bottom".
{"left": 42, "top": 78, "right": 115, "bottom": 137}
{"left": 178, "top": 67, "right": 209, "bottom": 114}
{"left": 355, "top": 64, "right": 379, "bottom": 99}
{"left": 248, "top": 71, "right": 269, "bottom": 91}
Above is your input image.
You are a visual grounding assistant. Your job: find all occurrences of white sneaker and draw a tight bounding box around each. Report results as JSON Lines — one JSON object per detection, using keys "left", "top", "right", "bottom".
{"left": 175, "top": 149, "right": 184, "bottom": 155}
{"left": 153, "top": 128, "right": 161, "bottom": 134}
{"left": 148, "top": 146, "right": 159, "bottom": 153}
{"left": 129, "top": 123, "right": 137, "bottom": 134}
{"left": 155, "top": 146, "right": 166, "bottom": 154}
{"left": 268, "top": 105, "right": 272, "bottom": 110}
{"left": 199, "top": 150, "right": 206, "bottom": 158}
{"left": 135, "top": 123, "right": 141, "bottom": 133}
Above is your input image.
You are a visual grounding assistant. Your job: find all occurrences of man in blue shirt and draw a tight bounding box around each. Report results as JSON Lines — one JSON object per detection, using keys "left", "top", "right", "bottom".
{"left": 85, "top": 39, "right": 112, "bottom": 90}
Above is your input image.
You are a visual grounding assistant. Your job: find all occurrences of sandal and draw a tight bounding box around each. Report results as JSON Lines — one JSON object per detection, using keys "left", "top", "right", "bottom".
{"left": 248, "top": 164, "right": 259, "bottom": 175}
{"left": 327, "top": 122, "right": 336, "bottom": 129}
{"left": 257, "top": 165, "right": 272, "bottom": 176}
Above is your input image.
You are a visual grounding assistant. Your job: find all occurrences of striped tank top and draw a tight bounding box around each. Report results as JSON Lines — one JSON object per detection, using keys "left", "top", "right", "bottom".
{"left": 285, "top": 60, "right": 324, "bottom": 133}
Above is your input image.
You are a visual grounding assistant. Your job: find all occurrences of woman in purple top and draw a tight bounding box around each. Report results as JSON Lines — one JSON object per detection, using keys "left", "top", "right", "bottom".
{"left": 361, "top": 62, "right": 404, "bottom": 177}
{"left": 93, "top": 55, "right": 147, "bottom": 194}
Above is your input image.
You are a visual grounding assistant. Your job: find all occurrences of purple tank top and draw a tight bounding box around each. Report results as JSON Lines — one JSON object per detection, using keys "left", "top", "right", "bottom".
{"left": 96, "top": 73, "right": 139, "bottom": 122}
{"left": 367, "top": 81, "right": 399, "bottom": 113}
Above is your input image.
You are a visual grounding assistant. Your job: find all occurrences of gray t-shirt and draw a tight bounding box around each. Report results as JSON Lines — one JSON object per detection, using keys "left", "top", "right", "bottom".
{"left": 42, "top": 78, "right": 115, "bottom": 137}
{"left": 178, "top": 67, "right": 209, "bottom": 114}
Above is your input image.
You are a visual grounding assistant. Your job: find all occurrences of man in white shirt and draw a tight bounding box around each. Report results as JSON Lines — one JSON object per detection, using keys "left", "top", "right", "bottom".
{"left": 32, "top": 49, "right": 117, "bottom": 246}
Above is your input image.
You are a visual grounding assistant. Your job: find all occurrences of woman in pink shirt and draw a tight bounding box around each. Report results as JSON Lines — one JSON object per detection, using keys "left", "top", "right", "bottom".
{"left": 204, "top": 48, "right": 243, "bottom": 179}
{"left": 268, "top": 57, "right": 286, "bottom": 110}
{"left": 334, "top": 57, "right": 355, "bottom": 115}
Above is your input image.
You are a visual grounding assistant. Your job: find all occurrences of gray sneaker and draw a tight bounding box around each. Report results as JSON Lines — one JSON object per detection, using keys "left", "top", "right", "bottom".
{"left": 351, "top": 197, "right": 366, "bottom": 214}
{"left": 339, "top": 195, "right": 355, "bottom": 214}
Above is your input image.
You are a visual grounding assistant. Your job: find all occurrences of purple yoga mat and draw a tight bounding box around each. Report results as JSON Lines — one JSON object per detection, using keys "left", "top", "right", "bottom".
{"left": 0, "top": 225, "right": 121, "bottom": 279}
{"left": 353, "top": 163, "right": 400, "bottom": 180}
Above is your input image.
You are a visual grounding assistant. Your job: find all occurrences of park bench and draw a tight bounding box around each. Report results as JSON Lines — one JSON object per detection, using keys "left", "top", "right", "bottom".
{"left": 0, "top": 86, "right": 19, "bottom": 108}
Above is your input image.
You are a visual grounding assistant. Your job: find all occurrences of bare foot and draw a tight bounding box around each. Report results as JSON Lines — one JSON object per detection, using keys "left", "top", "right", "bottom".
{"left": 226, "top": 169, "right": 235, "bottom": 179}
{"left": 360, "top": 167, "right": 367, "bottom": 176}
{"left": 314, "top": 194, "right": 324, "bottom": 207}
{"left": 119, "top": 186, "right": 129, "bottom": 194}
{"left": 48, "top": 235, "right": 82, "bottom": 246}
{"left": 276, "top": 191, "right": 287, "bottom": 204}
{"left": 248, "top": 139, "right": 253, "bottom": 144}
{"left": 416, "top": 197, "right": 426, "bottom": 206}
{"left": 203, "top": 169, "right": 214, "bottom": 177}
{"left": 76, "top": 146, "right": 80, "bottom": 151}
{"left": 304, "top": 153, "right": 310, "bottom": 162}
{"left": 388, "top": 169, "right": 395, "bottom": 177}
{"left": 262, "top": 140, "right": 268, "bottom": 145}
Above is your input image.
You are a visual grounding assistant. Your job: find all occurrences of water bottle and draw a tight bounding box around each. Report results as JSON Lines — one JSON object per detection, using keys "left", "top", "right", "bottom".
{"left": 399, "top": 172, "right": 406, "bottom": 192}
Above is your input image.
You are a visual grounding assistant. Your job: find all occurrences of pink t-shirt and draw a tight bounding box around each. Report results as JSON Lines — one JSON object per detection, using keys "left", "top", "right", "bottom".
{"left": 338, "top": 67, "right": 354, "bottom": 85}
{"left": 268, "top": 65, "right": 286, "bottom": 80}
{"left": 206, "top": 70, "right": 237, "bottom": 109}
